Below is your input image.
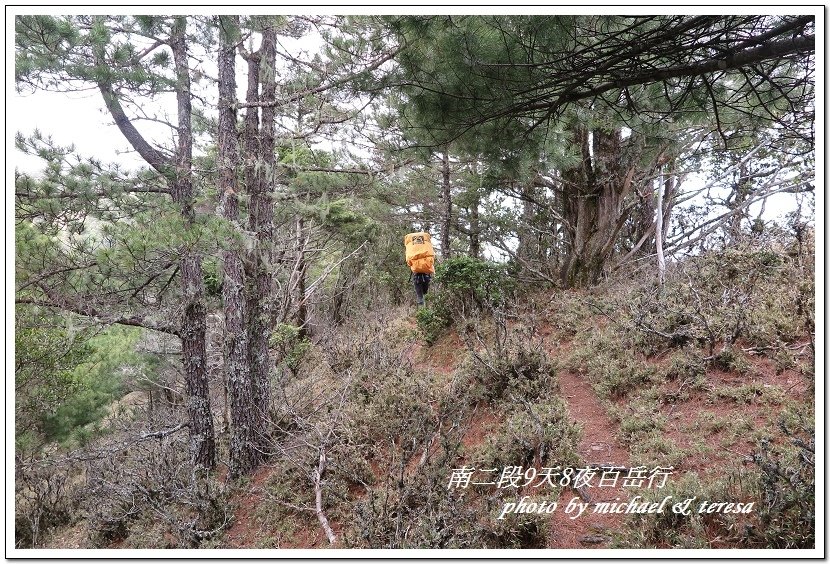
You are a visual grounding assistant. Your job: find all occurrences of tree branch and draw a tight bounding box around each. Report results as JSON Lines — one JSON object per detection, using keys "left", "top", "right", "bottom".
{"left": 98, "top": 82, "right": 173, "bottom": 176}
{"left": 17, "top": 286, "right": 178, "bottom": 336}
{"left": 524, "top": 34, "right": 815, "bottom": 116}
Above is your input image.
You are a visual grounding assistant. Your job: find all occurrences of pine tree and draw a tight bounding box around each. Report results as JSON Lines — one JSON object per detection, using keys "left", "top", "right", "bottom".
{"left": 16, "top": 15, "right": 217, "bottom": 470}
{"left": 381, "top": 15, "right": 815, "bottom": 286}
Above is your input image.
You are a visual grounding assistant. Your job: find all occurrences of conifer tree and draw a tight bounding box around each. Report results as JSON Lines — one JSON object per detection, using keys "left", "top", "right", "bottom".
{"left": 382, "top": 15, "right": 815, "bottom": 286}
{"left": 16, "top": 15, "right": 217, "bottom": 470}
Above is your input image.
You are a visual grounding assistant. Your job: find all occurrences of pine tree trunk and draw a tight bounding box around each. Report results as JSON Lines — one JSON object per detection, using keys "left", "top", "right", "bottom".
{"left": 244, "top": 27, "right": 278, "bottom": 456}
{"left": 441, "top": 148, "right": 452, "bottom": 259}
{"left": 560, "top": 128, "right": 635, "bottom": 288}
{"left": 179, "top": 254, "right": 216, "bottom": 471}
{"left": 218, "top": 15, "right": 256, "bottom": 479}
{"left": 729, "top": 163, "right": 750, "bottom": 244}
{"left": 656, "top": 174, "right": 666, "bottom": 290}
{"left": 517, "top": 183, "right": 537, "bottom": 262}
{"left": 171, "top": 19, "right": 215, "bottom": 471}
{"left": 469, "top": 193, "right": 481, "bottom": 259}
{"left": 97, "top": 19, "right": 215, "bottom": 470}
{"left": 295, "top": 216, "right": 309, "bottom": 339}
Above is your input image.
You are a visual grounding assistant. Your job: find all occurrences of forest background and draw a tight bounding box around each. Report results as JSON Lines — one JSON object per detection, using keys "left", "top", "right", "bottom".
{"left": 10, "top": 7, "right": 821, "bottom": 554}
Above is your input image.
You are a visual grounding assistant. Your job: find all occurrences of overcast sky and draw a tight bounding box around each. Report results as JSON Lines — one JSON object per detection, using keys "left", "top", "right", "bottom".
{"left": 8, "top": 12, "right": 817, "bottom": 229}
{"left": 13, "top": 89, "right": 151, "bottom": 173}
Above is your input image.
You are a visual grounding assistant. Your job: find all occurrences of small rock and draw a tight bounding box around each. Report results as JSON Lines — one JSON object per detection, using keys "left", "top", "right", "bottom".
{"left": 580, "top": 535, "right": 607, "bottom": 545}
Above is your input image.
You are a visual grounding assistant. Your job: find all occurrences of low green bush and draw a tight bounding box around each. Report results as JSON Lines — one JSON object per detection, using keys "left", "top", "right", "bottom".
{"left": 475, "top": 398, "right": 581, "bottom": 471}
{"left": 415, "top": 305, "right": 448, "bottom": 345}
{"left": 270, "top": 323, "right": 311, "bottom": 378}
{"left": 415, "top": 257, "right": 515, "bottom": 345}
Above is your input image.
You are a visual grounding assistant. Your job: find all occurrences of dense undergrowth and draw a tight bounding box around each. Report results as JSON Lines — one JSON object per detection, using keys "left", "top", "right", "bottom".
{"left": 15, "top": 234, "right": 815, "bottom": 550}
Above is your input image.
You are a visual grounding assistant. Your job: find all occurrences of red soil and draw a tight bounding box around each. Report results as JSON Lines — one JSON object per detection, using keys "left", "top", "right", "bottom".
{"left": 549, "top": 369, "right": 630, "bottom": 548}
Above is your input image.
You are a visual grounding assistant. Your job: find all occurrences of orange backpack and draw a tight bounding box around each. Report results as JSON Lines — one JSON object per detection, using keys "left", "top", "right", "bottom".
{"left": 404, "top": 232, "right": 435, "bottom": 274}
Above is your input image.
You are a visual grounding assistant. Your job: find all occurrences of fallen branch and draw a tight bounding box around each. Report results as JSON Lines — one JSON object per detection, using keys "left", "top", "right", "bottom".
{"left": 313, "top": 449, "right": 337, "bottom": 545}
{"left": 140, "top": 422, "right": 189, "bottom": 441}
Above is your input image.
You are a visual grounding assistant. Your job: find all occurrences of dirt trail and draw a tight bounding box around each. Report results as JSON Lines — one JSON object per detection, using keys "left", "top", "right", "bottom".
{"left": 548, "top": 369, "right": 631, "bottom": 548}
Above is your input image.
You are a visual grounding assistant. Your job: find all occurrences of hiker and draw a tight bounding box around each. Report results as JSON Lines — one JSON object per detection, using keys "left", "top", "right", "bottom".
{"left": 404, "top": 231, "right": 435, "bottom": 306}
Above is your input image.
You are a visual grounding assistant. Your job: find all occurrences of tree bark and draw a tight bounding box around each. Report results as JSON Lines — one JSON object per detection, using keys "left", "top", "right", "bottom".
{"left": 440, "top": 148, "right": 452, "bottom": 259}
{"left": 218, "top": 15, "right": 257, "bottom": 479}
{"left": 729, "top": 162, "right": 751, "bottom": 244}
{"left": 655, "top": 174, "right": 666, "bottom": 290}
{"left": 469, "top": 190, "right": 481, "bottom": 259}
{"left": 467, "top": 161, "right": 482, "bottom": 259}
{"left": 560, "top": 127, "right": 635, "bottom": 288}
{"left": 295, "top": 217, "right": 309, "bottom": 339}
{"left": 178, "top": 254, "right": 215, "bottom": 471}
{"left": 516, "top": 182, "right": 537, "bottom": 263}
{"left": 244, "top": 25, "right": 278, "bottom": 457}
{"left": 94, "top": 17, "right": 215, "bottom": 470}
{"left": 170, "top": 18, "right": 215, "bottom": 471}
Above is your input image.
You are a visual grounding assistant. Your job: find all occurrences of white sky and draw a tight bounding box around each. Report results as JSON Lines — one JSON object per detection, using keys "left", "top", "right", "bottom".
{"left": 13, "top": 89, "right": 152, "bottom": 173}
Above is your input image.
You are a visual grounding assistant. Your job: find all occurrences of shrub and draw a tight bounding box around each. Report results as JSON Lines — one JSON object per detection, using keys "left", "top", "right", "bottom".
{"left": 571, "top": 339, "right": 658, "bottom": 401}
{"left": 15, "top": 460, "right": 78, "bottom": 548}
{"left": 415, "top": 305, "right": 448, "bottom": 345}
{"left": 475, "top": 398, "right": 582, "bottom": 471}
{"left": 343, "top": 446, "right": 485, "bottom": 549}
{"left": 664, "top": 350, "right": 707, "bottom": 383}
{"left": 84, "top": 433, "right": 231, "bottom": 548}
{"left": 269, "top": 323, "right": 311, "bottom": 378}
{"left": 615, "top": 408, "right": 815, "bottom": 549}
{"left": 466, "top": 346, "right": 557, "bottom": 404}
{"left": 202, "top": 257, "right": 222, "bottom": 298}
{"left": 620, "top": 241, "right": 812, "bottom": 357}
{"left": 711, "top": 347, "right": 751, "bottom": 375}
{"left": 747, "top": 413, "right": 815, "bottom": 548}
{"left": 435, "top": 256, "right": 513, "bottom": 308}
{"left": 612, "top": 471, "right": 738, "bottom": 548}
{"left": 412, "top": 257, "right": 515, "bottom": 346}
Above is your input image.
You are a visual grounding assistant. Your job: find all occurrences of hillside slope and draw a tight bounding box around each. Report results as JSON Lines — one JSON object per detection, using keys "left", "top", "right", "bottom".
{"left": 27, "top": 246, "right": 815, "bottom": 551}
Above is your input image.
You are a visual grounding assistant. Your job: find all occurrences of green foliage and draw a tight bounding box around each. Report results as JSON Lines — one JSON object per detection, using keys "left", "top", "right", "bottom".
{"left": 435, "top": 256, "right": 513, "bottom": 308}
{"left": 475, "top": 398, "right": 581, "bottom": 471}
{"left": 612, "top": 470, "right": 747, "bottom": 548}
{"left": 415, "top": 305, "right": 447, "bottom": 345}
{"left": 16, "top": 311, "right": 152, "bottom": 451}
{"left": 202, "top": 257, "right": 222, "bottom": 298}
{"left": 711, "top": 383, "right": 785, "bottom": 405}
{"left": 615, "top": 400, "right": 666, "bottom": 445}
{"left": 663, "top": 350, "right": 707, "bottom": 383}
{"left": 14, "top": 308, "right": 93, "bottom": 448}
{"left": 42, "top": 326, "right": 149, "bottom": 444}
{"left": 414, "top": 257, "right": 514, "bottom": 345}
{"left": 624, "top": 244, "right": 813, "bottom": 357}
{"left": 596, "top": 361, "right": 658, "bottom": 401}
{"left": 615, "top": 408, "right": 815, "bottom": 549}
{"left": 569, "top": 331, "right": 660, "bottom": 401}
{"left": 466, "top": 346, "right": 557, "bottom": 404}
{"left": 269, "top": 323, "right": 311, "bottom": 378}
{"left": 711, "top": 347, "right": 751, "bottom": 375}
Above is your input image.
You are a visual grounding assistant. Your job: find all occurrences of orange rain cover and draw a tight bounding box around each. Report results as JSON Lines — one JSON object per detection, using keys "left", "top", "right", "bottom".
{"left": 404, "top": 232, "right": 435, "bottom": 274}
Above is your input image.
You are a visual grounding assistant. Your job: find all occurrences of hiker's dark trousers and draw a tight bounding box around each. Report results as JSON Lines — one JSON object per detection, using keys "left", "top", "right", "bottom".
{"left": 413, "top": 273, "right": 431, "bottom": 305}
